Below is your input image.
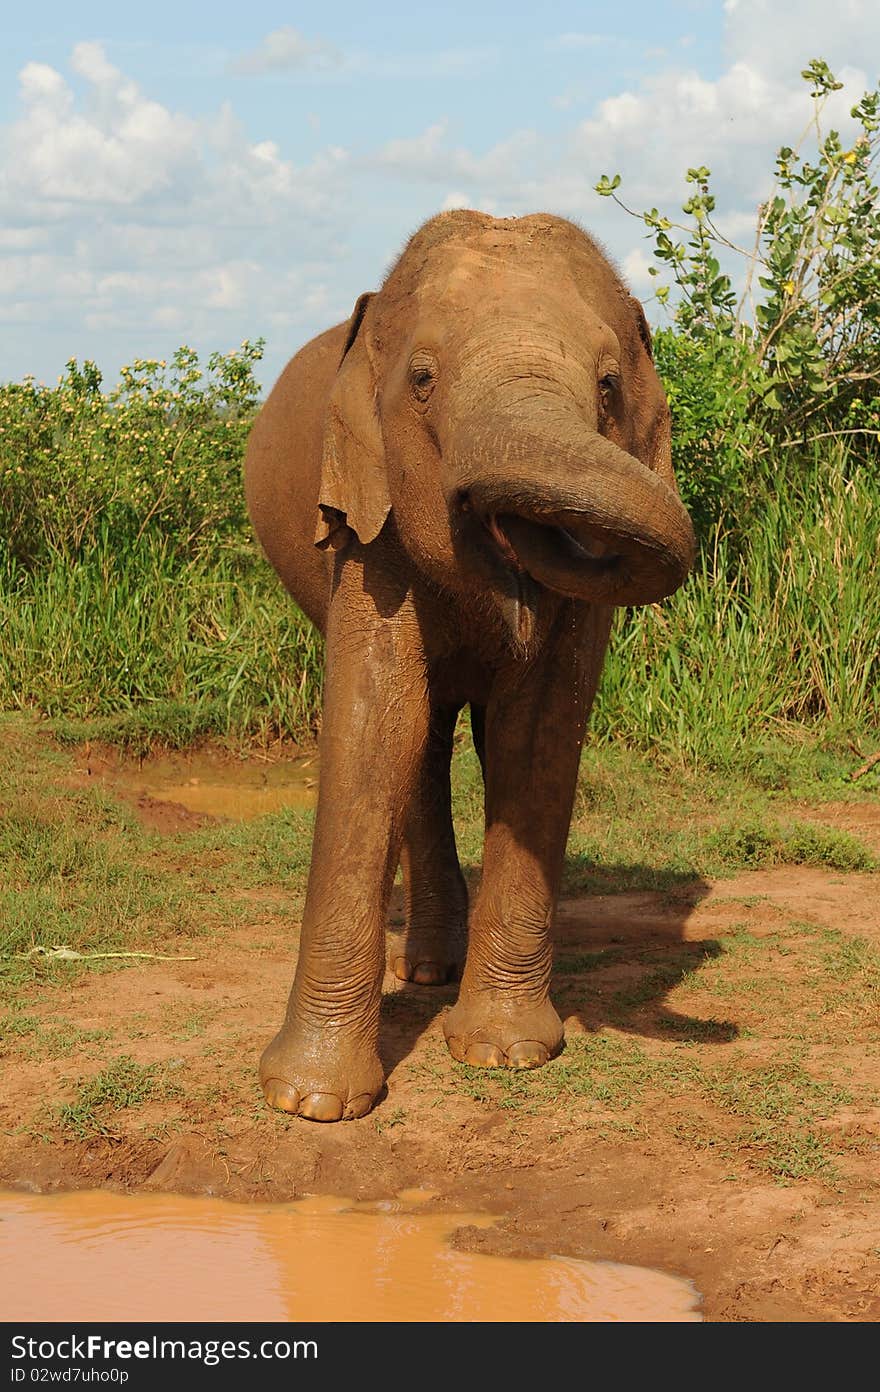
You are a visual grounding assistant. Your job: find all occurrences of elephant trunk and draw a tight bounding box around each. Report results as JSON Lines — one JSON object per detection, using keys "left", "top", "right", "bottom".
{"left": 449, "top": 413, "right": 696, "bottom": 607}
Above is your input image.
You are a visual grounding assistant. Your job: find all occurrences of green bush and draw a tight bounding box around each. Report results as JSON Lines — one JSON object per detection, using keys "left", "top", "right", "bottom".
{"left": 0, "top": 340, "right": 327, "bottom": 745}
{"left": 598, "top": 59, "right": 880, "bottom": 538}
{"left": 0, "top": 341, "right": 263, "bottom": 565}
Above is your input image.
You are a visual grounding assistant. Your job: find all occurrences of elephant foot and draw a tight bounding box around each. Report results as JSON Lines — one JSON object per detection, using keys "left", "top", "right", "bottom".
{"left": 443, "top": 992, "right": 563, "bottom": 1069}
{"left": 260, "top": 1026, "right": 384, "bottom": 1122}
{"left": 391, "top": 923, "right": 466, "bottom": 986}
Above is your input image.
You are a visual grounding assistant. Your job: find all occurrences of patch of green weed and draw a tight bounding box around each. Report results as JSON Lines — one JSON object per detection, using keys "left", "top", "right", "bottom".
{"left": 57, "top": 1056, "right": 181, "bottom": 1139}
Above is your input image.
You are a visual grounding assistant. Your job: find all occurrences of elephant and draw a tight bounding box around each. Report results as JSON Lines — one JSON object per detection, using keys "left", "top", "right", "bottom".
{"left": 244, "top": 209, "right": 695, "bottom": 1122}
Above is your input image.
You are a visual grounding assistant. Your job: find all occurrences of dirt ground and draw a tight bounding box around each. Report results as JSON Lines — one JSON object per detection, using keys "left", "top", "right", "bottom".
{"left": 2, "top": 758, "right": 879, "bottom": 1324}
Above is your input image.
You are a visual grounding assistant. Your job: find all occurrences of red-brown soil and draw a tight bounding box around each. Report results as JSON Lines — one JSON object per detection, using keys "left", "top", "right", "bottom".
{"left": 3, "top": 813, "right": 879, "bottom": 1322}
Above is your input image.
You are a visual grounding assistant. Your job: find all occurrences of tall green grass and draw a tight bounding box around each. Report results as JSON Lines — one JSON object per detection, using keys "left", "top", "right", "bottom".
{"left": 0, "top": 448, "right": 877, "bottom": 760}
{"left": 0, "top": 535, "right": 323, "bottom": 746}
{"left": 595, "top": 448, "right": 880, "bottom": 763}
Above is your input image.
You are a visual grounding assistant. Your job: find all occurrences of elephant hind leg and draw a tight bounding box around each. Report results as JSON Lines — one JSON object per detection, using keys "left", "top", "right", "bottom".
{"left": 392, "top": 702, "right": 469, "bottom": 986}
{"left": 470, "top": 702, "right": 487, "bottom": 782}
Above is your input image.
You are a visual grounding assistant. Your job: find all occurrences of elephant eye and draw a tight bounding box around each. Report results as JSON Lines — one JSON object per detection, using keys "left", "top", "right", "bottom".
{"left": 599, "top": 372, "right": 620, "bottom": 396}
{"left": 409, "top": 349, "right": 438, "bottom": 403}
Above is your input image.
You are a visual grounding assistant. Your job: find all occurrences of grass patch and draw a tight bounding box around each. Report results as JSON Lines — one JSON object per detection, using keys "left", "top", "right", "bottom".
{"left": 607, "top": 945, "right": 722, "bottom": 1015}
{"left": 449, "top": 1030, "right": 854, "bottom": 1183}
{"left": 0, "top": 800, "right": 193, "bottom": 990}
{"left": 451, "top": 1033, "right": 672, "bottom": 1113}
{"left": 555, "top": 949, "right": 624, "bottom": 975}
{"left": 0, "top": 727, "right": 315, "bottom": 996}
{"left": 705, "top": 820, "right": 877, "bottom": 873}
{"left": 0, "top": 717, "right": 874, "bottom": 1010}
{"left": 736, "top": 1125, "right": 834, "bottom": 1181}
{"left": 57, "top": 1056, "right": 181, "bottom": 1139}
{"left": 560, "top": 744, "right": 877, "bottom": 893}
{"left": 701, "top": 1058, "right": 851, "bottom": 1124}
{"left": 0, "top": 541, "right": 323, "bottom": 751}
{"left": 593, "top": 454, "right": 880, "bottom": 767}
{"left": 0, "top": 346, "right": 322, "bottom": 750}
{"left": 0, "top": 1013, "right": 112, "bottom": 1059}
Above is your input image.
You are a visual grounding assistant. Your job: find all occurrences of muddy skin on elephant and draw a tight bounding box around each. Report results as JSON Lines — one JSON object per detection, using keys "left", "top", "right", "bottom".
{"left": 244, "top": 210, "right": 695, "bottom": 1122}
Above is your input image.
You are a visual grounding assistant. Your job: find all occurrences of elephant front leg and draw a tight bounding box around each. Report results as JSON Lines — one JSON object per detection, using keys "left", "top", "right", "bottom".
{"left": 393, "top": 702, "right": 468, "bottom": 986}
{"left": 261, "top": 562, "right": 429, "bottom": 1121}
{"left": 444, "top": 606, "right": 611, "bottom": 1069}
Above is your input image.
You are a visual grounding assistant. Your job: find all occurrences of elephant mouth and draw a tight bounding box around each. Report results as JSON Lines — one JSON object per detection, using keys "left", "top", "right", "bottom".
{"left": 473, "top": 510, "right": 628, "bottom": 645}
{"left": 479, "top": 511, "right": 640, "bottom": 620}
{"left": 484, "top": 511, "right": 623, "bottom": 591}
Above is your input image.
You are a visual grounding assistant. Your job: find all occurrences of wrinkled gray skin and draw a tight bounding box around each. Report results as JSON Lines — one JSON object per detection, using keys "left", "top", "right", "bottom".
{"left": 244, "top": 210, "right": 695, "bottom": 1122}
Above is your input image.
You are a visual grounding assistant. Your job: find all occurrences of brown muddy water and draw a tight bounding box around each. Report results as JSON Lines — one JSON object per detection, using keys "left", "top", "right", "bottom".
{"left": 0, "top": 1190, "right": 701, "bottom": 1322}
{"left": 118, "top": 753, "right": 318, "bottom": 820}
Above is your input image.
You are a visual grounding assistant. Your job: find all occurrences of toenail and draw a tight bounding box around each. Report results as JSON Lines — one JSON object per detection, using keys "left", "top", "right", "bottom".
{"left": 300, "top": 1092, "right": 345, "bottom": 1123}
{"left": 463, "top": 1042, "right": 505, "bottom": 1067}
{"left": 344, "top": 1093, "right": 374, "bottom": 1120}
{"left": 412, "top": 961, "right": 445, "bottom": 985}
{"left": 506, "top": 1040, "right": 550, "bottom": 1069}
{"left": 263, "top": 1079, "right": 301, "bottom": 1114}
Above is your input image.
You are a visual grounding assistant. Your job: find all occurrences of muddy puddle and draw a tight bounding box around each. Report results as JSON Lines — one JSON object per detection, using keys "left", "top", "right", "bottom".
{"left": 108, "top": 752, "right": 318, "bottom": 821}
{"left": 0, "top": 1189, "right": 701, "bottom": 1322}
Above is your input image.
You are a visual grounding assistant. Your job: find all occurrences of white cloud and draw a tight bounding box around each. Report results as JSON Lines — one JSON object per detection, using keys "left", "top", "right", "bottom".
{"left": 375, "top": 125, "right": 538, "bottom": 186}
{"left": 0, "top": 43, "right": 354, "bottom": 383}
{"left": 441, "top": 190, "right": 497, "bottom": 214}
{"left": 0, "top": 301, "right": 36, "bottom": 325}
{"left": 0, "top": 228, "right": 48, "bottom": 250}
{"left": 230, "top": 37, "right": 498, "bottom": 83}
{"left": 3, "top": 47, "right": 347, "bottom": 227}
{"left": 723, "top": 0, "right": 880, "bottom": 79}
{"left": 622, "top": 247, "right": 655, "bottom": 290}
{"left": 19, "top": 62, "right": 72, "bottom": 112}
{"left": 228, "top": 27, "right": 340, "bottom": 76}
{"left": 7, "top": 49, "right": 198, "bottom": 206}
{"left": 347, "top": 47, "right": 497, "bottom": 79}
{"left": 378, "top": 122, "right": 450, "bottom": 171}
{"left": 70, "top": 39, "right": 121, "bottom": 86}
{"left": 1, "top": 3, "right": 876, "bottom": 387}
{"left": 569, "top": 56, "right": 868, "bottom": 214}
{"left": 363, "top": 2, "right": 875, "bottom": 306}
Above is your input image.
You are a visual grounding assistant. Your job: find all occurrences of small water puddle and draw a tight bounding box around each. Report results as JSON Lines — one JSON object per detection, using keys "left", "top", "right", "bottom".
{"left": 117, "top": 753, "right": 318, "bottom": 821}
{"left": 0, "top": 1190, "right": 701, "bottom": 1322}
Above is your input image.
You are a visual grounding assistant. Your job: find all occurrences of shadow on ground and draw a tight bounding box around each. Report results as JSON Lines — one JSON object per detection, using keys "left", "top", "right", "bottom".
{"left": 380, "top": 865, "right": 734, "bottom": 1079}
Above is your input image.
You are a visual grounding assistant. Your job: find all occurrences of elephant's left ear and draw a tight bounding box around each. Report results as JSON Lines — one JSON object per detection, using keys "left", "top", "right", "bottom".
{"left": 628, "top": 294, "right": 675, "bottom": 488}
{"left": 314, "top": 292, "right": 391, "bottom": 550}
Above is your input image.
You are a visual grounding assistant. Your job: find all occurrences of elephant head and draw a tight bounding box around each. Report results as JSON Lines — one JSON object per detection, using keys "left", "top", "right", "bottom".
{"left": 315, "top": 210, "right": 695, "bottom": 640}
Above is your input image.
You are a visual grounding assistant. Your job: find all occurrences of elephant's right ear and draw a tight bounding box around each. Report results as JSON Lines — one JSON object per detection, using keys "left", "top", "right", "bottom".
{"left": 314, "top": 292, "right": 390, "bottom": 550}
{"left": 628, "top": 294, "right": 655, "bottom": 360}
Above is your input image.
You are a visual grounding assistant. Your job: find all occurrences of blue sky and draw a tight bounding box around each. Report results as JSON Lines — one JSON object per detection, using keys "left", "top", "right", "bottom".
{"left": 0, "top": 1, "right": 875, "bottom": 391}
